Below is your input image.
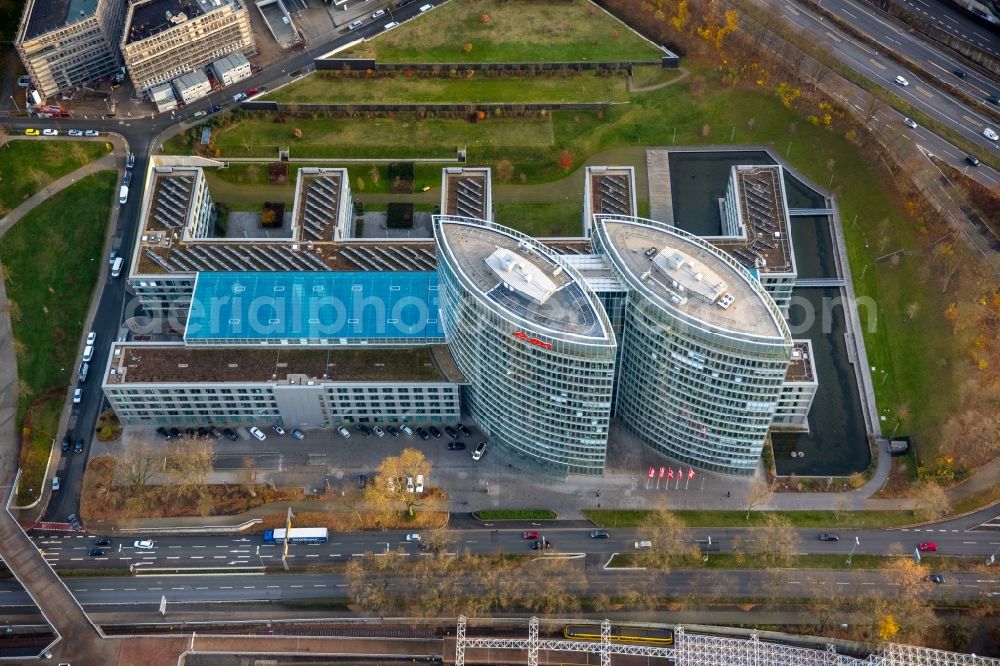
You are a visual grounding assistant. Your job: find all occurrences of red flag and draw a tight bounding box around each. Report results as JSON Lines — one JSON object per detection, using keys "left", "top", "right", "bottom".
{"left": 667, "top": 468, "right": 674, "bottom": 480}
{"left": 688, "top": 468, "right": 696, "bottom": 480}
{"left": 658, "top": 466, "right": 665, "bottom": 479}
{"left": 677, "top": 468, "right": 683, "bottom": 480}
{"left": 648, "top": 466, "right": 655, "bottom": 478}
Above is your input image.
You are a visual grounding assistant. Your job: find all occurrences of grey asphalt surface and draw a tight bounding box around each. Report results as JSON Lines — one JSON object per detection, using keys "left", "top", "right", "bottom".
{"left": 0, "top": 568, "right": 995, "bottom": 608}
{"left": 770, "top": 0, "right": 1000, "bottom": 183}
{"left": 886, "top": 0, "right": 1000, "bottom": 55}
{"left": 26, "top": 521, "right": 1000, "bottom": 571}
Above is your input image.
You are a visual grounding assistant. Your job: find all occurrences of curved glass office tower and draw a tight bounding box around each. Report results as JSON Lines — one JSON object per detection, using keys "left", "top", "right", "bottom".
{"left": 593, "top": 215, "right": 793, "bottom": 475}
{"left": 434, "top": 215, "right": 617, "bottom": 476}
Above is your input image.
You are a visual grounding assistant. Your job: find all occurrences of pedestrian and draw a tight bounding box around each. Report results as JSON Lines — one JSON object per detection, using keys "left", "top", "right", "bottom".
{"left": 727, "top": 490, "right": 731, "bottom": 498}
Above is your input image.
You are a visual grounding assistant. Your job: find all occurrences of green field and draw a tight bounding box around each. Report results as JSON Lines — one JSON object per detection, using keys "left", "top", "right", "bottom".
{"left": 344, "top": 0, "right": 662, "bottom": 63}
{"left": 1, "top": 171, "right": 118, "bottom": 504}
{"left": 494, "top": 202, "right": 582, "bottom": 237}
{"left": 0, "top": 140, "right": 110, "bottom": 215}
{"left": 268, "top": 71, "right": 629, "bottom": 104}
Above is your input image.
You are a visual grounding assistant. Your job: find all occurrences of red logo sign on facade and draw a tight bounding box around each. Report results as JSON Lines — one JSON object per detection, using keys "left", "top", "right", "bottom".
{"left": 513, "top": 331, "right": 553, "bottom": 350}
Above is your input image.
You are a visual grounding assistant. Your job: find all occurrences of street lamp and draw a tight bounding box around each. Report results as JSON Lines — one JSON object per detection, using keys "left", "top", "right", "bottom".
{"left": 846, "top": 536, "right": 860, "bottom": 565}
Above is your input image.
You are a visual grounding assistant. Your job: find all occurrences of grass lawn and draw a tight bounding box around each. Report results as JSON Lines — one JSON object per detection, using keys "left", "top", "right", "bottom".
{"left": 209, "top": 162, "right": 443, "bottom": 195}
{"left": 584, "top": 509, "right": 922, "bottom": 528}
{"left": 0, "top": 140, "right": 110, "bottom": 215}
{"left": 494, "top": 202, "right": 583, "bottom": 237}
{"left": 472, "top": 509, "right": 557, "bottom": 520}
{"left": 344, "top": 0, "right": 662, "bottom": 63}
{"left": 268, "top": 71, "right": 629, "bottom": 104}
{"left": 1, "top": 171, "right": 118, "bottom": 505}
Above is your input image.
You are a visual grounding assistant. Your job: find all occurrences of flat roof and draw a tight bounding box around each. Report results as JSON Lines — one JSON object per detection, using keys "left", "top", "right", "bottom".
{"left": 23, "top": 0, "right": 99, "bottom": 40}
{"left": 587, "top": 167, "right": 635, "bottom": 218}
{"left": 174, "top": 70, "right": 209, "bottom": 90}
{"left": 785, "top": 340, "right": 816, "bottom": 383}
{"left": 296, "top": 169, "right": 345, "bottom": 243}
{"left": 436, "top": 219, "right": 609, "bottom": 340}
{"left": 126, "top": 0, "right": 238, "bottom": 45}
{"left": 441, "top": 168, "right": 491, "bottom": 221}
{"left": 715, "top": 165, "right": 794, "bottom": 274}
{"left": 596, "top": 217, "right": 785, "bottom": 338}
{"left": 105, "top": 344, "right": 448, "bottom": 385}
{"left": 184, "top": 271, "right": 443, "bottom": 342}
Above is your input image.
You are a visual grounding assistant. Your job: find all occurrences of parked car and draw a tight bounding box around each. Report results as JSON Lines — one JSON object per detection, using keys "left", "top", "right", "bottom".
{"left": 371, "top": 8, "right": 385, "bottom": 19}
{"left": 415, "top": 474, "right": 424, "bottom": 493}
{"left": 17, "top": 75, "right": 31, "bottom": 87}
{"left": 210, "top": 104, "right": 223, "bottom": 113}
{"left": 918, "top": 542, "right": 937, "bottom": 552}
{"left": 156, "top": 427, "right": 172, "bottom": 441}
{"left": 590, "top": 530, "right": 610, "bottom": 539}
{"left": 387, "top": 426, "right": 400, "bottom": 437}
{"left": 419, "top": 3, "right": 433, "bottom": 11}
{"left": 78, "top": 362, "right": 89, "bottom": 383}
{"left": 818, "top": 533, "right": 840, "bottom": 541}
{"left": 85, "top": 130, "right": 100, "bottom": 137}
{"left": 291, "top": 429, "right": 305, "bottom": 440}
{"left": 67, "top": 514, "right": 82, "bottom": 530}
{"left": 400, "top": 425, "right": 414, "bottom": 436}
{"left": 68, "top": 129, "right": 83, "bottom": 137}
{"left": 448, "top": 441, "right": 466, "bottom": 451}
{"left": 903, "top": 117, "right": 917, "bottom": 129}
{"left": 82, "top": 345, "right": 94, "bottom": 362}
{"left": 457, "top": 423, "right": 471, "bottom": 437}
{"left": 347, "top": 19, "right": 363, "bottom": 30}
{"left": 445, "top": 426, "right": 459, "bottom": 438}
{"left": 125, "top": 152, "right": 135, "bottom": 169}
{"left": 337, "top": 425, "right": 351, "bottom": 439}
{"left": 929, "top": 574, "right": 945, "bottom": 584}
{"left": 406, "top": 476, "right": 415, "bottom": 493}
{"left": 133, "top": 540, "right": 154, "bottom": 549}
{"left": 416, "top": 427, "right": 430, "bottom": 441}
{"left": 87, "top": 331, "right": 96, "bottom": 346}
{"left": 192, "top": 110, "right": 207, "bottom": 119}
{"left": 522, "top": 531, "right": 539, "bottom": 540}
{"left": 123, "top": 171, "right": 132, "bottom": 187}
{"left": 356, "top": 424, "right": 372, "bottom": 436}
{"left": 428, "top": 426, "right": 442, "bottom": 439}
{"left": 373, "top": 425, "right": 385, "bottom": 437}
{"left": 74, "top": 438, "right": 84, "bottom": 454}
{"left": 249, "top": 426, "right": 267, "bottom": 441}
{"left": 246, "top": 87, "right": 259, "bottom": 96}
{"left": 894, "top": 75, "right": 909, "bottom": 86}
{"left": 169, "top": 427, "right": 181, "bottom": 439}
{"left": 384, "top": 21, "right": 399, "bottom": 30}
{"left": 24, "top": 129, "right": 40, "bottom": 136}
{"left": 210, "top": 427, "right": 223, "bottom": 439}
{"left": 73, "top": 388, "right": 83, "bottom": 404}
{"left": 272, "top": 424, "right": 286, "bottom": 436}
{"left": 42, "top": 128, "right": 58, "bottom": 136}
{"left": 52, "top": 477, "right": 60, "bottom": 491}
{"left": 406, "top": 533, "right": 421, "bottom": 542}
{"left": 61, "top": 435, "right": 71, "bottom": 453}
{"left": 472, "top": 441, "right": 487, "bottom": 460}
{"left": 223, "top": 428, "right": 239, "bottom": 441}
{"left": 232, "top": 92, "right": 247, "bottom": 103}
{"left": 634, "top": 540, "right": 653, "bottom": 549}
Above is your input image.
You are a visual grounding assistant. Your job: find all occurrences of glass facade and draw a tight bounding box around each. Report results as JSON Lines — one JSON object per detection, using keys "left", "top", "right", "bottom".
{"left": 594, "top": 215, "right": 793, "bottom": 476}
{"left": 435, "top": 216, "right": 617, "bottom": 477}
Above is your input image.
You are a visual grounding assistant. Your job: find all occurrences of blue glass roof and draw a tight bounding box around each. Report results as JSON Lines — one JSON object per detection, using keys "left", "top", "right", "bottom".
{"left": 184, "top": 272, "right": 443, "bottom": 342}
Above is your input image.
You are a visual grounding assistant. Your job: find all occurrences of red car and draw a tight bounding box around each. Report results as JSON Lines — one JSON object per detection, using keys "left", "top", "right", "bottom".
{"left": 246, "top": 87, "right": 259, "bottom": 96}
{"left": 522, "top": 530, "right": 538, "bottom": 540}
{"left": 918, "top": 542, "right": 937, "bottom": 552}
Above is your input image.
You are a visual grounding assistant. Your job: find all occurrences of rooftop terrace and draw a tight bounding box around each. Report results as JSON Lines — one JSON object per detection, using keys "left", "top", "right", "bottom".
{"left": 126, "top": 0, "right": 236, "bottom": 45}
{"left": 716, "top": 165, "right": 794, "bottom": 275}
{"left": 105, "top": 344, "right": 448, "bottom": 385}
{"left": 597, "top": 217, "right": 785, "bottom": 339}
{"left": 587, "top": 167, "right": 635, "bottom": 218}
{"left": 785, "top": 340, "right": 816, "bottom": 383}
{"left": 436, "top": 219, "right": 609, "bottom": 340}
{"left": 441, "top": 168, "right": 491, "bottom": 221}
{"left": 23, "top": 0, "right": 98, "bottom": 40}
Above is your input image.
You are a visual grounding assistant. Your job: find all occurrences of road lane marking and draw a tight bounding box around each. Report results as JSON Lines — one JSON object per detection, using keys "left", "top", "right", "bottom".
{"left": 171, "top": 587, "right": 184, "bottom": 590}
{"left": 100, "top": 588, "right": 114, "bottom": 591}
{"left": 869, "top": 60, "right": 886, "bottom": 71}
{"left": 243, "top": 586, "right": 256, "bottom": 589}
{"left": 842, "top": 9, "right": 856, "bottom": 18}
{"left": 124, "top": 588, "right": 136, "bottom": 591}
{"left": 220, "top": 586, "right": 233, "bottom": 589}
{"left": 166, "top": 557, "right": 180, "bottom": 560}
{"left": 314, "top": 584, "right": 326, "bottom": 588}
{"left": 149, "top": 587, "right": 162, "bottom": 591}
{"left": 825, "top": 32, "right": 841, "bottom": 43}
{"left": 785, "top": 4, "right": 800, "bottom": 16}
{"left": 267, "top": 585, "right": 281, "bottom": 589}
{"left": 191, "top": 556, "right": 203, "bottom": 560}
{"left": 916, "top": 86, "right": 934, "bottom": 99}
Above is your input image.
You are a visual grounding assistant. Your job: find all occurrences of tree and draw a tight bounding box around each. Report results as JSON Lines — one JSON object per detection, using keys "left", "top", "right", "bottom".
{"left": 636, "top": 504, "right": 699, "bottom": 568}
{"left": 463, "top": 42, "right": 473, "bottom": 54}
{"left": 556, "top": 149, "right": 573, "bottom": 170}
{"left": 425, "top": 527, "right": 456, "bottom": 553}
{"left": 237, "top": 456, "right": 260, "bottom": 498}
{"left": 120, "top": 441, "right": 161, "bottom": 496}
{"left": 913, "top": 479, "right": 951, "bottom": 520}
{"left": 365, "top": 448, "right": 432, "bottom": 517}
{"left": 259, "top": 208, "right": 278, "bottom": 226}
{"left": 737, "top": 513, "right": 799, "bottom": 567}
{"left": 166, "top": 437, "right": 216, "bottom": 497}
{"left": 877, "top": 613, "right": 900, "bottom": 641}
{"left": 495, "top": 159, "right": 515, "bottom": 181}
{"left": 745, "top": 477, "right": 773, "bottom": 519}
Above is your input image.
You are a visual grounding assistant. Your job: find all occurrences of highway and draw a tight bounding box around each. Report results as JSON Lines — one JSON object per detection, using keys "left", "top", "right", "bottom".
{"left": 886, "top": 0, "right": 1000, "bottom": 56}
{"left": 27, "top": 524, "right": 1000, "bottom": 571}
{"left": 767, "top": 0, "right": 1000, "bottom": 185}
{"left": 0, "top": 568, "right": 996, "bottom": 608}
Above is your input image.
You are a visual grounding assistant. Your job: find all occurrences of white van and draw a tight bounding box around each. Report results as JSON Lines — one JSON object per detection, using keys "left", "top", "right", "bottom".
{"left": 337, "top": 425, "right": 351, "bottom": 438}
{"left": 82, "top": 345, "right": 94, "bottom": 362}
{"left": 119, "top": 185, "right": 129, "bottom": 204}
{"left": 249, "top": 426, "right": 267, "bottom": 441}
{"left": 111, "top": 256, "right": 124, "bottom": 278}
{"left": 634, "top": 540, "right": 653, "bottom": 549}
{"left": 419, "top": 3, "right": 433, "bottom": 11}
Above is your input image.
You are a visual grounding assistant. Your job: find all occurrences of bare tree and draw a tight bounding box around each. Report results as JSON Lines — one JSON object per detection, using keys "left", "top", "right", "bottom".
{"left": 237, "top": 455, "right": 260, "bottom": 498}
{"left": 745, "top": 477, "right": 773, "bottom": 519}
{"left": 806, "top": 59, "right": 832, "bottom": 89}
{"left": 637, "top": 503, "right": 699, "bottom": 568}
{"left": 119, "top": 440, "right": 161, "bottom": 496}
{"left": 364, "top": 448, "right": 433, "bottom": 518}
{"left": 166, "top": 437, "right": 216, "bottom": 497}
{"left": 913, "top": 480, "right": 951, "bottom": 520}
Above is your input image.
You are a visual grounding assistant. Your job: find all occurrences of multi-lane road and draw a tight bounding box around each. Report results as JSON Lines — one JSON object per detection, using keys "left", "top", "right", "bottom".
{"left": 28, "top": 522, "right": 1000, "bottom": 571}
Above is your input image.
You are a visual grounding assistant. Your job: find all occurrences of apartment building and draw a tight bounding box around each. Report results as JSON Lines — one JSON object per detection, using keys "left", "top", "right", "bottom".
{"left": 15, "top": 0, "right": 128, "bottom": 98}
{"left": 121, "top": 0, "right": 256, "bottom": 95}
